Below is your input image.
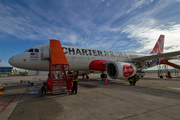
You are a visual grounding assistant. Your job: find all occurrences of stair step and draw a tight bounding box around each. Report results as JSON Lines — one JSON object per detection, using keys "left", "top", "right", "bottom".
{"left": 53, "top": 84, "right": 67, "bottom": 86}
{"left": 53, "top": 82, "right": 66, "bottom": 84}
{"left": 53, "top": 79, "right": 66, "bottom": 81}
{"left": 53, "top": 86, "right": 67, "bottom": 89}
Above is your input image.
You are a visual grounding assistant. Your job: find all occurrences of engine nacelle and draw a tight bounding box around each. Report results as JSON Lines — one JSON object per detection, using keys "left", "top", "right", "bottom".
{"left": 106, "top": 62, "right": 137, "bottom": 79}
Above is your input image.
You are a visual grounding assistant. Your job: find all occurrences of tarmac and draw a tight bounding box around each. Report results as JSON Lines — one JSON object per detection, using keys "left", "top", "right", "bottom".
{"left": 0, "top": 73, "right": 180, "bottom": 120}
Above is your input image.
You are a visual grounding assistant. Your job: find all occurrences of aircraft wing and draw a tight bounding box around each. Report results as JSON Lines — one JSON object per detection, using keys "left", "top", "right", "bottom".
{"left": 130, "top": 51, "right": 180, "bottom": 62}
{"left": 91, "top": 51, "right": 180, "bottom": 71}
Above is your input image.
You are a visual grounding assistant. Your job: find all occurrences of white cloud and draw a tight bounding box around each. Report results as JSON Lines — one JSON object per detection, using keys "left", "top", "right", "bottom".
{"left": 122, "top": 22, "right": 180, "bottom": 53}
{"left": 65, "top": 34, "right": 81, "bottom": 45}
{"left": 106, "top": 0, "right": 115, "bottom": 7}
{"left": 0, "top": 0, "right": 180, "bottom": 53}
{"left": 127, "top": 0, "right": 154, "bottom": 13}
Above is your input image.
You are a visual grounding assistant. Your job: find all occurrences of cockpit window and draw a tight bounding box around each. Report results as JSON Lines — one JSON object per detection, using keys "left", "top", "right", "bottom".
{"left": 28, "top": 49, "right": 33, "bottom": 52}
{"left": 35, "top": 49, "right": 39, "bottom": 52}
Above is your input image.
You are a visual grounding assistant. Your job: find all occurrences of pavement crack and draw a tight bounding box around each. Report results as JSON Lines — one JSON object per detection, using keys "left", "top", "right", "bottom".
{"left": 118, "top": 110, "right": 152, "bottom": 120}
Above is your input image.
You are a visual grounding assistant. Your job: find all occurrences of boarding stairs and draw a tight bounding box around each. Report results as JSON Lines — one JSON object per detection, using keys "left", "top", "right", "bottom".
{"left": 51, "top": 65, "right": 69, "bottom": 94}
{"left": 46, "top": 40, "right": 72, "bottom": 95}
{"left": 158, "top": 59, "right": 180, "bottom": 79}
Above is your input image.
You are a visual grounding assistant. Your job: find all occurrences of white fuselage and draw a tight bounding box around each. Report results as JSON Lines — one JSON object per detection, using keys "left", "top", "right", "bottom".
{"left": 9, "top": 44, "right": 155, "bottom": 71}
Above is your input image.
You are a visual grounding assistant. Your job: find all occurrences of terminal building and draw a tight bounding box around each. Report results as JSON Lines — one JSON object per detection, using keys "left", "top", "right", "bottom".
{"left": 0, "top": 67, "right": 13, "bottom": 72}
{"left": 0, "top": 67, "right": 19, "bottom": 76}
{"left": 0, "top": 66, "right": 48, "bottom": 76}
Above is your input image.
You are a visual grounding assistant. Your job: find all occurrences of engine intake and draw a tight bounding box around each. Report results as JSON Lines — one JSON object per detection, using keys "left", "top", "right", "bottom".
{"left": 106, "top": 62, "right": 137, "bottom": 79}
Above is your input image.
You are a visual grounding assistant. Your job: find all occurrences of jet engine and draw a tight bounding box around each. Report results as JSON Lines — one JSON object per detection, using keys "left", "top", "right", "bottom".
{"left": 106, "top": 62, "right": 137, "bottom": 79}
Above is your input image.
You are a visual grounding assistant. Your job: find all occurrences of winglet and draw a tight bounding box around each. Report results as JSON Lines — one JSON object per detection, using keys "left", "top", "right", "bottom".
{"left": 150, "top": 35, "right": 164, "bottom": 54}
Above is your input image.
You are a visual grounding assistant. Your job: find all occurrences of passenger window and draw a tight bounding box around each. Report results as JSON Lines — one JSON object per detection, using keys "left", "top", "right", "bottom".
{"left": 28, "top": 49, "right": 33, "bottom": 52}
{"left": 35, "top": 49, "right": 39, "bottom": 52}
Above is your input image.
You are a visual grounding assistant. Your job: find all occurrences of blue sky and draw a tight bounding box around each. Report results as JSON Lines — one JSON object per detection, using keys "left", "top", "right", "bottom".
{"left": 1, "top": 0, "right": 180, "bottom": 67}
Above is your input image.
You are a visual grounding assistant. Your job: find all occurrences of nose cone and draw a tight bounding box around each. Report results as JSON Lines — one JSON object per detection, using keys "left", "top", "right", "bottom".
{"left": 9, "top": 53, "right": 29, "bottom": 69}
{"left": 8, "top": 56, "right": 15, "bottom": 66}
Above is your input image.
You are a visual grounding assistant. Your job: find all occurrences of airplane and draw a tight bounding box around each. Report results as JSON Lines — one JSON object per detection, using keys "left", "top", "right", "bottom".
{"left": 8, "top": 35, "right": 180, "bottom": 83}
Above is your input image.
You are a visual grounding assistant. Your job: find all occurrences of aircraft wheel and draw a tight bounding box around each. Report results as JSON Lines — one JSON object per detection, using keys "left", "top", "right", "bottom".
{"left": 100, "top": 74, "right": 103, "bottom": 78}
{"left": 86, "top": 76, "right": 89, "bottom": 79}
{"left": 100, "top": 74, "right": 107, "bottom": 78}
{"left": 104, "top": 74, "right": 107, "bottom": 78}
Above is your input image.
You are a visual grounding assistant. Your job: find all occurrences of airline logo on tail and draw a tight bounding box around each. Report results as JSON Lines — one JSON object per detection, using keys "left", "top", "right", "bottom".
{"left": 150, "top": 35, "right": 164, "bottom": 54}
{"left": 123, "top": 64, "right": 134, "bottom": 77}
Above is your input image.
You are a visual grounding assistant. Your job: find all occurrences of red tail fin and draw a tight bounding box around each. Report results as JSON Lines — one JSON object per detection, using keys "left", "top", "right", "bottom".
{"left": 150, "top": 35, "right": 164, "bottom": 54}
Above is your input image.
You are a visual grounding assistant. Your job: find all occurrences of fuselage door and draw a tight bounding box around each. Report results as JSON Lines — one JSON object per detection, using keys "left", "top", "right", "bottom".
{"left": 43, "top": 44, "right": 50, "bottom": 60}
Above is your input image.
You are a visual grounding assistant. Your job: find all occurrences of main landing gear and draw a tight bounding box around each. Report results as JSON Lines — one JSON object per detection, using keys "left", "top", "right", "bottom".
{"left": 100, "top": 72, "right": 107, "bottom": 78}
